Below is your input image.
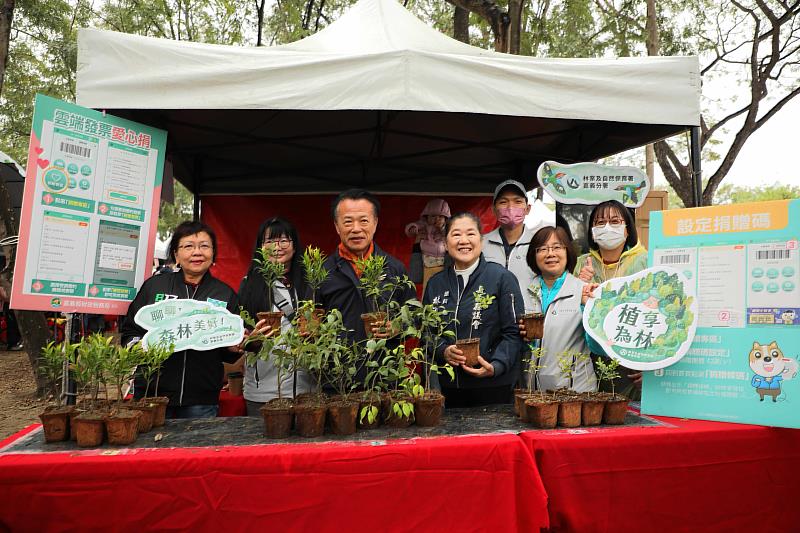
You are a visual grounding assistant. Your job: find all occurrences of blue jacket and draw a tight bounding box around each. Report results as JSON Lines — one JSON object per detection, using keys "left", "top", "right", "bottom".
{"left": 423, "top": 256, "right": 524, "bottom": 389}
{"left": 751, "top": 375, "right": 783, "bottom": 389}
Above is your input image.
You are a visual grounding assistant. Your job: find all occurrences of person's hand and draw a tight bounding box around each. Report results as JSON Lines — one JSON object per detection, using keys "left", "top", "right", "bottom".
{"left": 443, "top": 344, "right": 465, "bottom": 367}
{"left": 581, "top": 283, "right": 600, "bottom": 305}
{"left": 461, "top": 356, "right": 495, "bottom": 378}
{"left": 518, "top": 318, "right": 531, "bottom": 342}
{"left": 578, "top": 261, "right": 595, "bottom": 282}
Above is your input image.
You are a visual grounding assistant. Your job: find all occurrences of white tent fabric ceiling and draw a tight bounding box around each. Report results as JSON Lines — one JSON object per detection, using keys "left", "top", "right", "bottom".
{"left": 76, "top": 0, "right": 700, "bottom": 194}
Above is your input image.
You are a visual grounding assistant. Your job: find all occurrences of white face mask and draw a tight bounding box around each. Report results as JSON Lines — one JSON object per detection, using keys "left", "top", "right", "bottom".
{"left": 591, "top": 223, "right": 626, "bottom": 250}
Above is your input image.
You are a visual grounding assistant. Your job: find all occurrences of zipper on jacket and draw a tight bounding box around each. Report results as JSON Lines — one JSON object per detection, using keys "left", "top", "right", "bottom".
{"left": 452, "top": 271, "right": 470, "bottom": 389}
{"left": 178, "top": 351, "right": 187, "bottom": 405}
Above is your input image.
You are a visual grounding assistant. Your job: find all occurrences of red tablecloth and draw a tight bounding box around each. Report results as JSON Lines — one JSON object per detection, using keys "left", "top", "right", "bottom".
{"left": 0, "top": 432, "right": 548, "bottom": 532}
{"left": 520, "top": 417, "right": 800, "bottom": 532}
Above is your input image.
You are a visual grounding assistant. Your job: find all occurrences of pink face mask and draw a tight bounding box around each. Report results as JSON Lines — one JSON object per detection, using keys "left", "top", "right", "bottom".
{"left": 497, "top": 207, "right": 526, "bottom": 228}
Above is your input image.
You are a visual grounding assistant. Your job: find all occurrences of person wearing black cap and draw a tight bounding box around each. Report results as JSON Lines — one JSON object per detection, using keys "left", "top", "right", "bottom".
{"left": 482, "top": 179, "right": 548, "bottom": 313}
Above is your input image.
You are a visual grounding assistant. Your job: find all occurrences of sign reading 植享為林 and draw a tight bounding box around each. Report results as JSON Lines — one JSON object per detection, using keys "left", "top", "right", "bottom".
{"left": 584, "top": 267, "right": 698, "bottom": 371}
{"left": 11, "top": 94, "right": 167, "bottom": 315}
{"left": 134, "top": 299, "right": 245, "bottom": 351}
{"left": 536, "top": 160, "right": 650, "bottom": 208}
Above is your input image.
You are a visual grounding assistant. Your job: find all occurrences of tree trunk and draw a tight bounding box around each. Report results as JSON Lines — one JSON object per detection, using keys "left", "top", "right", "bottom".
{"left": 644, "top": 0, "right": 659, "bottom": 188}
{"left": 453, "top": 6, "right": 469, "bottom": 44}
{"left": 255, "top": 0, "right": 265, "bottom": 46}
{"left": 508, "top": 0, "right": 522, "bottom": 55}
{"left": 0, "top": 0, "right": 14, "bottom": 97}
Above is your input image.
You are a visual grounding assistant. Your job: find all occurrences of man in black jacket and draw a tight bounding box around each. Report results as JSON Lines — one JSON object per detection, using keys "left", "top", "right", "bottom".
{"left": 319, "top": 189, "right": 416, "bottom": 344}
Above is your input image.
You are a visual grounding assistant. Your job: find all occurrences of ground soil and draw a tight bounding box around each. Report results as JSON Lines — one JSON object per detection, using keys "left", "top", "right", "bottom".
{"left": 0, "top": 349, "right": 47, "bottom": 440}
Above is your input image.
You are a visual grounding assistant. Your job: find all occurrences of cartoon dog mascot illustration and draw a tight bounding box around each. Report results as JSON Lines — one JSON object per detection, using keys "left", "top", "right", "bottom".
{"left": 749, "top": 341, "right": 798, "bottom": 402}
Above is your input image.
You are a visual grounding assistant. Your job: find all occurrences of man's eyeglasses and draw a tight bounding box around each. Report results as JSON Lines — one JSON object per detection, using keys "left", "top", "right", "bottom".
{"left": 535, "top": 244, "right": 566, "bottom": 255}
{"left": 178, "top": 242, "right": 213, "bottom": 253}
{"left": 264, "top": 239, "right": 293, "bottom": 249}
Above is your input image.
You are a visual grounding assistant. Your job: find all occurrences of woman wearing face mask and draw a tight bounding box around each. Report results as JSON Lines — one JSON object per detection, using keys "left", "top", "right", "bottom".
{"left": 237, "top": 217, "right": 314, "bottom": 417}
{"left": 575, "top": 200, "right": 648, "bottom": 397}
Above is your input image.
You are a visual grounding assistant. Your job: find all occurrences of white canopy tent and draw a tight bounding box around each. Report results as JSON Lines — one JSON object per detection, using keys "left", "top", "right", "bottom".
{"left": 76, "top": 0, "right": 701, "bottom": 196}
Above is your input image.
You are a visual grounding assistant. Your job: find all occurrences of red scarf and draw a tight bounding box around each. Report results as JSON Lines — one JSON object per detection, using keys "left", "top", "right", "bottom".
{"left": 337, "top": 242, "right": 374, "bottom": 278}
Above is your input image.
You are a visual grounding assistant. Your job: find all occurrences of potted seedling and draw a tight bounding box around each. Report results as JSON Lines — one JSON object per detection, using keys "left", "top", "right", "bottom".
{"left": 456, "top": 285, "right": 495, "bottom": 367}
{"left": 554, "top": 351, "right": 584, "bottom": 428}
{"left": 514, "top": 346, "right": 545, "bottom": 420}
{"left": 356, "top": 256, "right": 415, "bottom": 338}
{"left": 378, "top": 345, "right": 417, "bottom": 428}
{"left": 37, "top": 341, "right": 77, "bottom": 442}
{"left": 72, "top": 334, "right": 113, "bottom": 447}
{"left": 358, "top": 337, "right": 389, "bottom": 429}
{"left": 138, "top": 341, "right": 174, "bottom": 428}
{"left": 296, "top": 246, "right": 329, "bottom": 336}
{"left": 397, "top": 299, "right": 454, "bottom": 427}
{"left": 520, "top": 312, "right": 545, "bottom": 340}
{"left": 319, "top": 311, "right": 361, "bottom": 435}
{"left": 104, "top": 343, "right": 141, "bottom": 445}
{"left": 255, "top": 243, "right": 287, "bottom": 331}
{"left": 254, "top": 329, "right": 296, "bottom": 438}
{"left": 595, "top": 356, "right": 629, "bottom": 425}
{"left": 290, "top": 324, "right": 329, "bottom": 438}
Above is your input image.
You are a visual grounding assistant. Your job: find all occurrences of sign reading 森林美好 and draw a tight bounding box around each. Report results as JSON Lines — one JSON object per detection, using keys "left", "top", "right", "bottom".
{"left": 10, "top": 94, "right": 167, "bottom": 315}
{"left": 536, "top": 160, "right": 650, "bottom": 208}
{"left": 134, "top": 299, "right": 245, "bottom": 351}
{"left": 584, "top": 267, "right": 698, "bottom": 370}
{"left": 643, "top": 200, "right": 800, "bottom": 429}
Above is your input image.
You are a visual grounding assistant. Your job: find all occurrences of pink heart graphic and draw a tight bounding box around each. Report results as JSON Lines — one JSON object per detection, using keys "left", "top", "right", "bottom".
{"left": 34, "top": 146, "right": 44, "bottom": 155}
{"left": 37, "top": 158, "right": 49, "bottom": 169}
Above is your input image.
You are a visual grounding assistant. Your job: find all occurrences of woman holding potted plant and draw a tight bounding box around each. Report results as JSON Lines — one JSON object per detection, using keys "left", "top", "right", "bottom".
{"left": 423, "top": 212, "right": 524, "bottom": 407}
{"left": 237, "top": 217, "right": 314, "bottom": 417}
{"left": 121, "top": 221, "right": 241, "bottom": 419}
{"left": 519, "top": 225, "right": 597, "bottom": 393}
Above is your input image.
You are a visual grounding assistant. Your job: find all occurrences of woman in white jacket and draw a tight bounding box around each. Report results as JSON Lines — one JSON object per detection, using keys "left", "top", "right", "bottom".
{"left": 519, "top": 225, "right": 597, "bottom": 393}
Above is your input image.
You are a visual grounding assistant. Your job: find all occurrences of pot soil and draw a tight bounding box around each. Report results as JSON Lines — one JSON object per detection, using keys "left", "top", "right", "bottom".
{"left": 358, "top": 392, "right": 382, "bottom": 429}
{"left": 73, "top": 413, "right": 106, "bottom": 448}
{"left": 143, "top": 396, "right": 170, "bottom": 427}
{"left": 524, "top": 398, "right": 558, "bottom": 429}
{"left": 261, "top": 399, "right": 294, "bottom": 438}
{"left": 455, "top": 338, "right": 481, "bottom": 367}
{"left": 360, "top": 311, "right": 388, "bottom": 338}
{"left": 257, "top": 311, "right": 284, "bottom": 332}
{"left": 298, "top": 308, "right": 325, "bottom": 336}
{"left": 381, "top": 394, "right": 415, "bottom": 428}
{"left": 294, "top": 402, "right": 327, "bottom": 437}
{"left": 39, "top": 406, "right": 74, "bottom": 443}
{"left": 521, "top": 312, "right": 545, "bottom": 340}
{"left": 105, "top": 409, "right": 140, "bottom": 445}
{"left": 227, "top": 372, "right": 244, "bottom": 397}
{"left": 414, "top": 392, "right": 444, "bottom": 427}
{"left": 327, "top": 399, "right": 359, "bottom": 435}
{"left": 557, "top": 399, "right": 583, "bottom": 428}
{"left": 580, "top": 392, "right": 605, "bottom": 426}
{"left": 603, "top": 394, "right": 630, "bottom": 425}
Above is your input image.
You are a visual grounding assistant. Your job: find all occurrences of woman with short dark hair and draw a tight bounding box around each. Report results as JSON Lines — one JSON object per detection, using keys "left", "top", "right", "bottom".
{"left": 121, "top": 220, "right": 240, "bottom": 419}
{"left": 520, "top": 225, "right": 596, "bottom": 392}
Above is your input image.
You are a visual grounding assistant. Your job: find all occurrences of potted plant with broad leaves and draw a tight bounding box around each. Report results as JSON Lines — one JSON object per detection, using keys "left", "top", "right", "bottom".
{"left": 135, "top": 341, "right": 174, "bottom": 428}
{"left": 72, "top": 334, "right": 113, "bottom": 447}
{"left": 553, "top": 351, "right": 587, "bottom": 428}
{"left": 456, "top": 285, "right": 495, "bottom": 367}
{"left": 252, "top": 328, "right": 296, "bottom": 439}
{"left": 255, "top": 243, "right": 287, "bottom": 331}
{"left": 357, "top": 337, "right": 389, "bottom": 429}
{"left": 398, "top": 299, "right": 455, "bottom": 427}
{"left": 290, "top": 324, "right": 329, "bottom": 438}
{"left": 594, "top": 356, "right": 629, "bottom": 425}
{"left": 356, "top": 255, "right": 415, "bottom": 338}
{"left": 319, "top": 310, "right": 361, "bottom": 435}
{"left": 104, "top": 343, "right": 142, "bottom": 445}
{"left": 296, "top": 246, "right": 329, "bottom": 336}
{"left": 38, "top": 341, "right": 77, "bottom": 442}
{"left": 377, "top": 344, "right": 417, "bottom": 428}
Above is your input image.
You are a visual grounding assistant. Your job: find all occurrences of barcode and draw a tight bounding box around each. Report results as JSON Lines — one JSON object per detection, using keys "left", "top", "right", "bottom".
{"left": 659, "top": 254, "right": 690, "bottom": 265}
{"left": 60, "top": 142, "right": 91, "bottom": 159}
{"left": 756, "top": 249, "right": 790, "bottom": 260}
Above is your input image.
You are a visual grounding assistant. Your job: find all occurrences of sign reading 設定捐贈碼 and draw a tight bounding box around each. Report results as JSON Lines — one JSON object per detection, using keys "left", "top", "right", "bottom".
{"left": 536, "top": 161, "right": 650, "bottom": 208}
{"left": 134, "top": 299, "right": 245, "bottom": 351}
{"left": 10, "top": 94, "right": 167, "bottom": 315}
{"left": 642, "top": 200, "right": 800, "bottom": 429}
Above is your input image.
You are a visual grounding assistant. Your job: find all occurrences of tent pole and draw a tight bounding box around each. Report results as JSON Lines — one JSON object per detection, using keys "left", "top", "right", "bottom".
{"left": 193, "top": 157, "right": 202, "bottom": 221}
{"left": 690, "top": 126, "right": 702, "bottom": 207}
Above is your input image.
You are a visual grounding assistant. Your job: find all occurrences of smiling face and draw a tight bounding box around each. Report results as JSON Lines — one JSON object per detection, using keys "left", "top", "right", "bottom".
{"left": 446, "top": 216, "right": 482, "bottom": 269}
{"left": 175, "top": 231, "right": 214, "bottom": 279}
{"left": 263, "top": 232, "right": 294, "bottom": 267}
{"left": 749, "top": 341, "right": 785, "bottom": 377}
{"left": 334, "top": 198, "right": 378, "bottom": 256}
{"left": 534, "top": 232, "right": 568, "bottom": 280}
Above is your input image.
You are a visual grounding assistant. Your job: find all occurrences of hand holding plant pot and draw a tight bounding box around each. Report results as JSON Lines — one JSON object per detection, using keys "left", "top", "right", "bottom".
{"left": 455, "top": 285, "right": 495, "bottom": 367}
{"left": 254, "top": 243, "right": 287, "bottom": 331}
